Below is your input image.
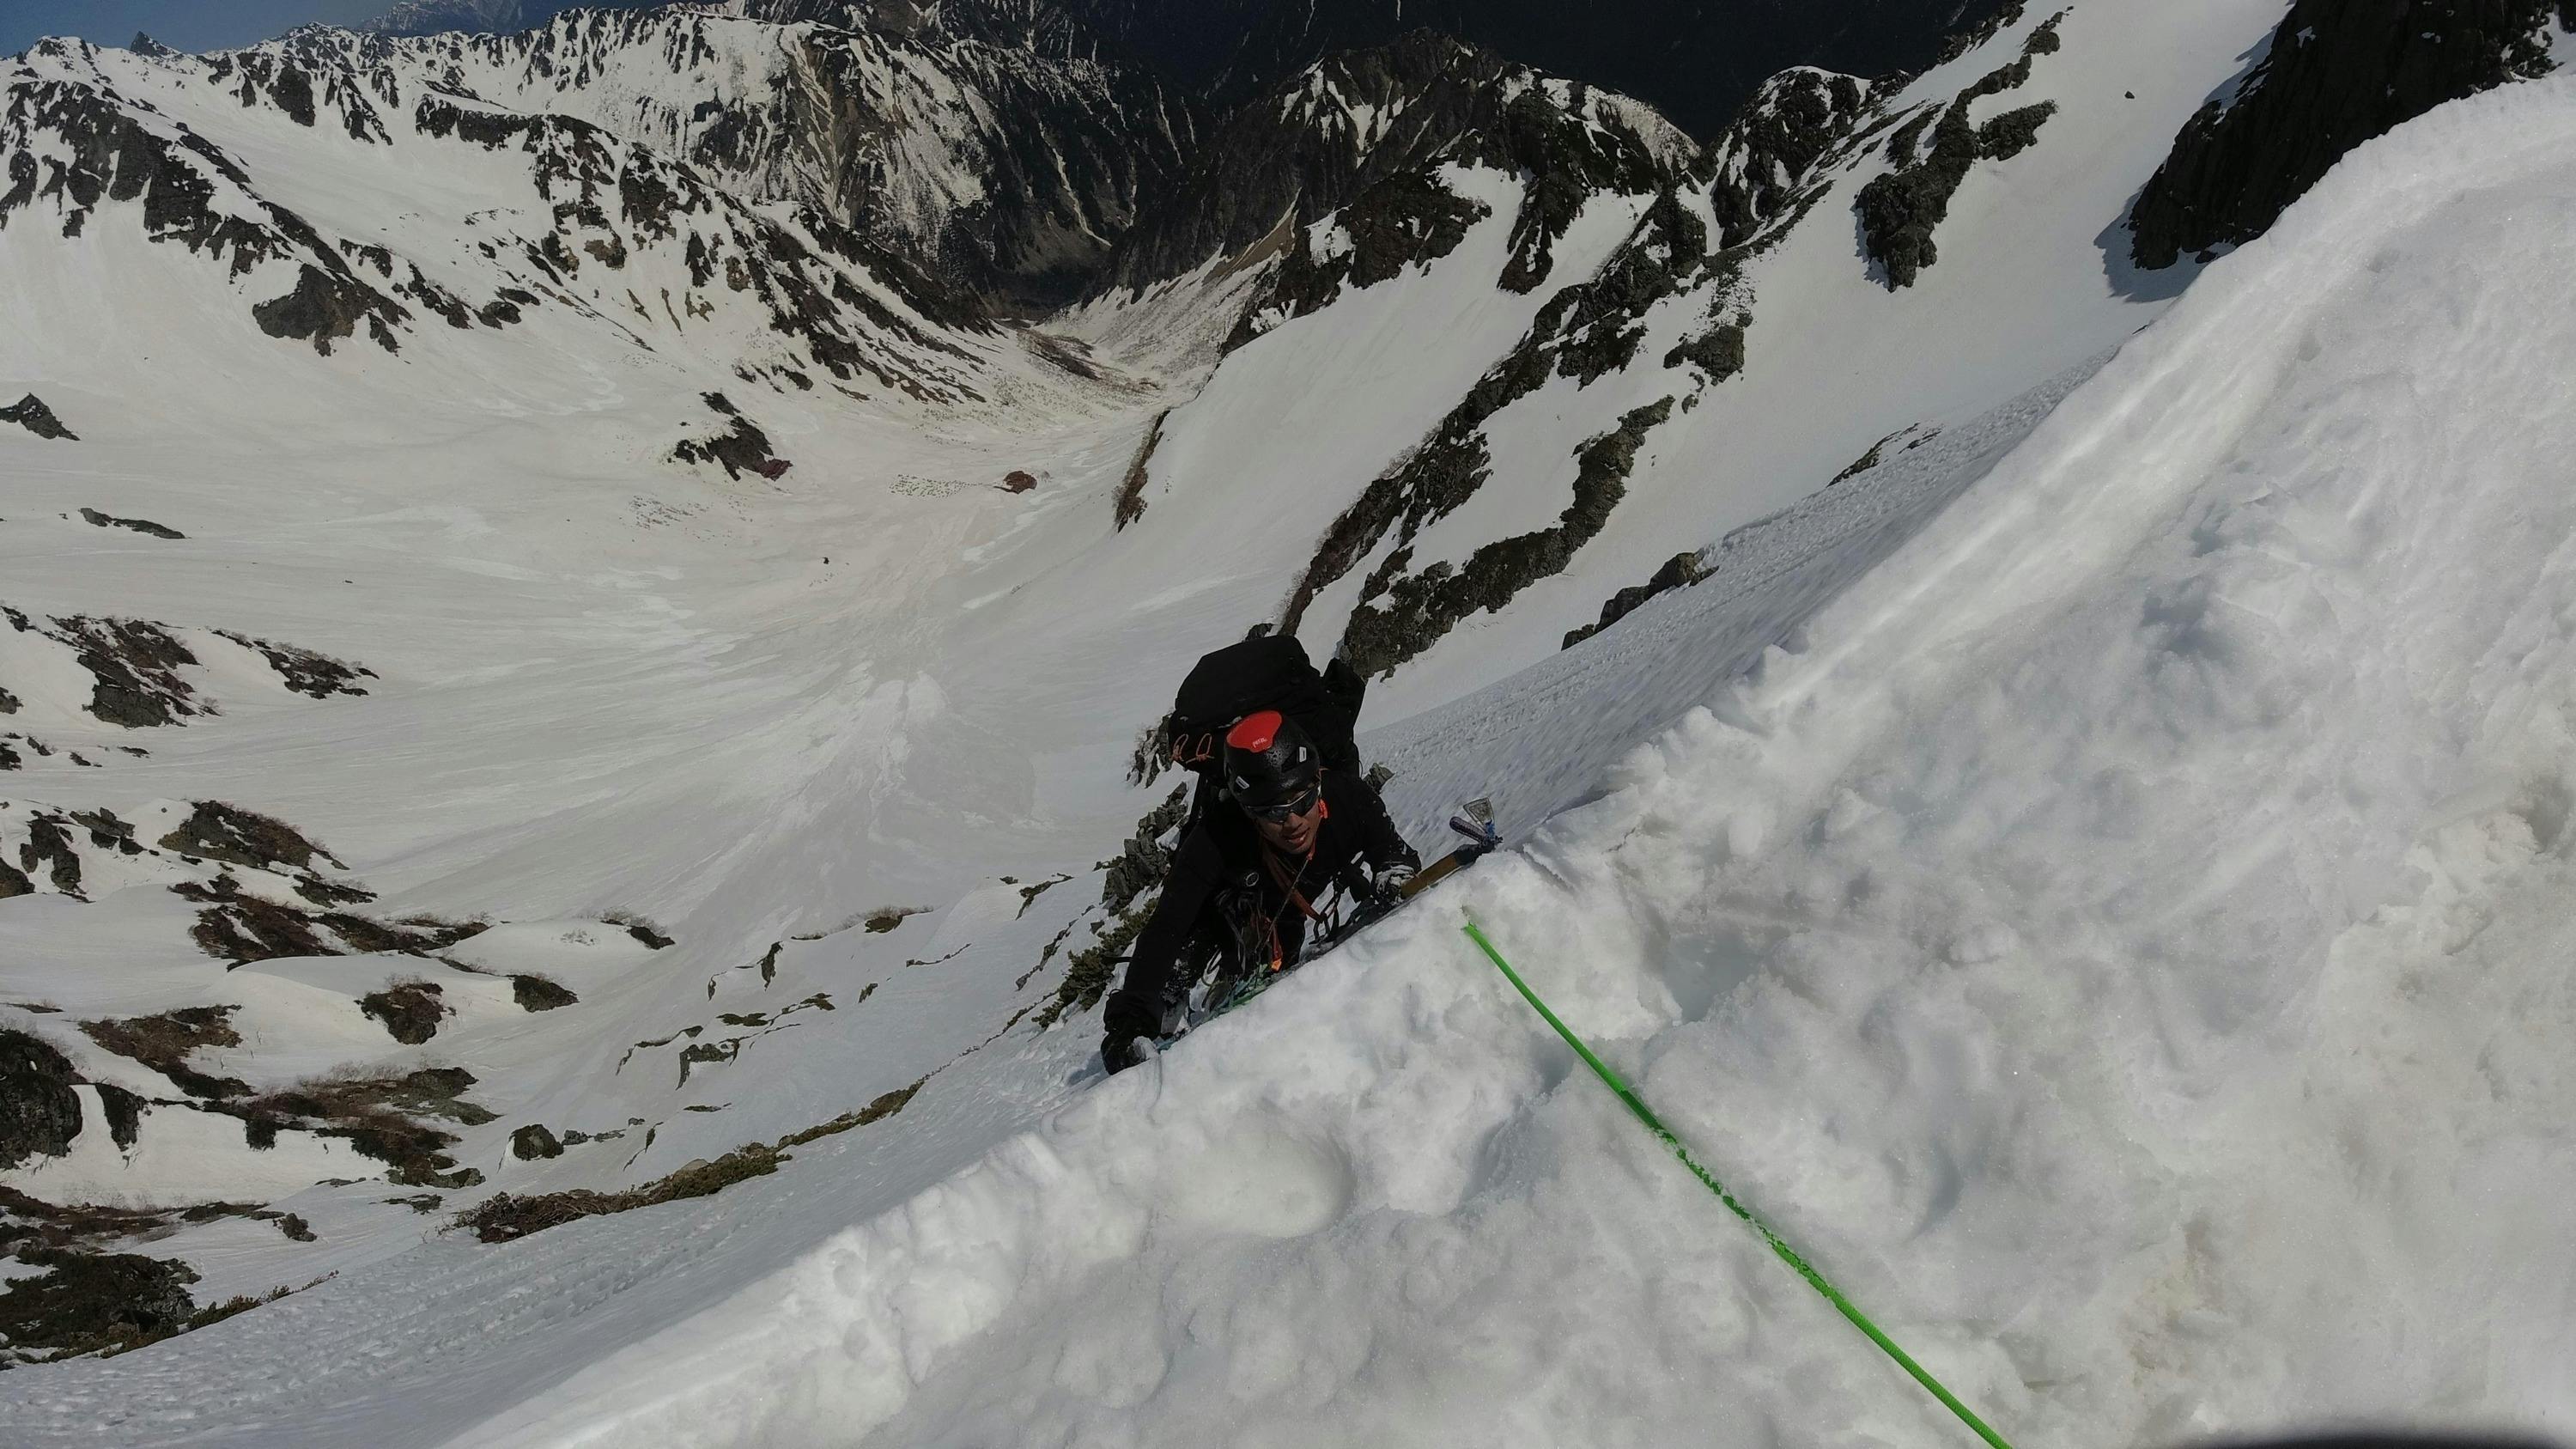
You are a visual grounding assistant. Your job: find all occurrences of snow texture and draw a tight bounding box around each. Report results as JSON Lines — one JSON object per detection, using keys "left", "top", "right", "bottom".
{"left": 3, "top": 3, "right": 2574, "bottom": 1446}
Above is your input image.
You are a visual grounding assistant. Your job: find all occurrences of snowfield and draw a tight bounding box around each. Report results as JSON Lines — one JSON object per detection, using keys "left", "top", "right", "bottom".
{"left": 4, "top": 3, "right": 2575, "bottom": 1446}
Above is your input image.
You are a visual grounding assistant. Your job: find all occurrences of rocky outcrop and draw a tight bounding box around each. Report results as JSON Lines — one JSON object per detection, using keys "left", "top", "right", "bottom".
{"left": 0, "top": 1029, "right": 84, "bottom": 1170}
{"left": 1856, "top": 16, "right": 2064, "bottom": 289}
{"left": 672, "top": 393, "right": 789, "bottom": 480}
{"left": 2129, "top": 0, "right": 2573, "bottom": 270}
{"left": 359, "top": 981, "right": 449, "bottom": 1045}
{"left": 337, "top": 10, "right": 1199, "bottom": 310}
{"left": 1562, "top": 550, "right": 1709, "bottom": 648}
{"left": 1108, "top": 33, "right": 1680, "bottom": 296}
{"left": 760, "top": 0, "right": 2007, "bottom": 141}
{"left": 1, "top": 393, "right": 76, "bottom": 440}
{"left": 1242, "top": 169, "right": 1494, "bottom": 342}
{"left": 1694, "top": 67, "right": 1874, "bottom": 248}
{"left": 1340, "top": 397, "right": 1675, "bottom": 676}
{"left": 355, "top": 0, "right": 661, "bottom": 38}
{"left": 157, "top": 801, "right": 346, "bottom": 873}
{"left": 0, "top": 1249, "right": 200, "bottom": 1362}
{"left": 78, "top": 508, "right": 183, "bottom": 539}
{"left": 4, "top": 36, "right": 1012, "bottom": 393}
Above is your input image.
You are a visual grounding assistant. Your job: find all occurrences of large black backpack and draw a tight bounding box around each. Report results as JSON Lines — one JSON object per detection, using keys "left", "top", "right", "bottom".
{"left": 1164, "top": 635, "right": 1365, "bottom": 801}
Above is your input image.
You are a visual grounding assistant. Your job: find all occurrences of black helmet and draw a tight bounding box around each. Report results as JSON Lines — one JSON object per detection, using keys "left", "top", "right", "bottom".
{"left": 1223, "top": 710, "right": 1322, "bottom": 820}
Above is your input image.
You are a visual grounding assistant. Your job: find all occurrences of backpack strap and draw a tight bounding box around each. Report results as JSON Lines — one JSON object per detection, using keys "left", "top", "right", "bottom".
{"left": 1260, "top": 841, "right": 1327, "bottom": 928}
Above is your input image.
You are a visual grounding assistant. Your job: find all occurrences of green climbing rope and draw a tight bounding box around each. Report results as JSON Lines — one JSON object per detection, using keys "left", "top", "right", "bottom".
{"left": 1461, "top": 918, "right": 2018, "bottom": 1449}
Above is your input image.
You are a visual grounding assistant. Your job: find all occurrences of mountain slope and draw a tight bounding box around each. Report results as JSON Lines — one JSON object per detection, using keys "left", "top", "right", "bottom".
{"left": 756, "top": 0, "right": 2020, "bottom": 139}
{"left": 5, "top": 0, "right": 2576, "bottom": 1441}
{"left": 356, "top": 1, "right": 666, "bottom": 39}
{"left": 32, "top": 59, "right": 2567, "bottom": 1449}
{"left": 1086, "top": 0, "right": 2294, "bottom": 727}
{"left": 473, "top": 69, "right": 2576, "bottom": 1449}
{"left": 326, "top": 8, "right": 1201, "bottom": 307}
{"left": 3, "top": 34, "right": 1000, "bottom": 393}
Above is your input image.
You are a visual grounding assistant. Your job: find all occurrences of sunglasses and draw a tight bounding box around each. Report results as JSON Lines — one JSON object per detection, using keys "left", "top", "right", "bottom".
{"left": 1244, "top": 784, "right": 1321, "bottom": 824}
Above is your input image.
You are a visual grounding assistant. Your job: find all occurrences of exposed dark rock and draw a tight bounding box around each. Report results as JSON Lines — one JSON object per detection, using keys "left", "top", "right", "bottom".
{"left": 765, "top": 0, "right": 2010, "bottom": 143}
{"left": 158, "top": 801, "right": 343, "bottom": 873}
{"left": 1104, "top": 33, "right": 1672, "bottom": 298}
{"left": 0, "top": 1030, "right": 84, "bottom": 1170}
{"left": 1477, "top": 86, "right": 1672, "bottom": 294}
{"left": 44, "top": 616, "right": 201, "bottom": 728}
{"left": 1976, "top": 101, "right": 2057, "bottom": 162}
{"left": 0, "top": 1249, "right": 198, "bottom": 1361}
{"left": 208, "top": 629, "right": 373, "bottom": 699}
{"left": 1695, "top": 68, "right": 1875, "bottom": 247}
{"left": 77, "top": 507, "right": 184, "bottom": 539}
{"left": 509, "top": 1123, "right": 563, "bottom": 1160}
{"left": 1242, "top": 167, "right": 1492, "bottom": 342}
{"left": 1934, "top": 0, "right": 2030, "bottom": 64}
{"left": 1855, "top": 55, "right": 2061, "bottom": 289}
{"left": 1562, "top": 550, "right": 1710, "bottom": 648}
{"left": 1, "top": 394, "right": 77, "bottom": 441}
{"left": 81, "top": 1006, "right": 252, "bottom": 1100}
{"left": 458, "top": 1078, "right": 921, "bottom": 1242}
{"left": 95, "top": 1083, "right": 145, "bottom": 1150}
{"left": 1279, "top": 189, "right": 1717, "bottom": 642}
{"left": 1101, "top": 785, "right": 1190, "bottom": 915}
{"left": 1663, "top": 318, "right": 1747, "bottom": 385}
{"left": 511, "top": 974, "right": 578, "bottom": 1011}
{"left": 1831, "top": 431, "right": 1898, "bottom": 485}
{"left": 2129, "top": 0, "right": 2573, "bottom": 270}
{"left": 672, "top": 394, "right": 788, "bottom": 479}
{"left": 270, "top": 64, "right": 318, "bottom": 128}
{"left": 175, "top": 875, "right": 484, "bottom": 966}
{"left": 252, "top": 263, "right": 408, "bottom": 356}
{"left": 358, "top": 981, "right": 448, "bottom": 1045}
{"left": 1341, "top": 397, "right": 1676, "bottom": 675}
{"left": 238, "top": 1066, "right": 493, "bottom": 1189}
{"left": 1113, "top": 411, "right": 1167, "bottom": 530}
{"left": 19, "top": 814, "right": 83, "bottom": 896}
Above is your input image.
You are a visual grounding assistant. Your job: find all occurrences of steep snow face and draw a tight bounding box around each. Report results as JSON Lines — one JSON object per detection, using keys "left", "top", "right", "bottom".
{"left": 416, "top": 70, "right": 2576, "bottom": 1449}
{"left": 310, "top": 8, "right": 1200, "bottom": 304}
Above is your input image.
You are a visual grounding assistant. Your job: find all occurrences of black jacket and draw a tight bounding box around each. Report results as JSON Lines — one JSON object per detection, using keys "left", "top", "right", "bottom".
{"left": 1112, "top": 770, "right": 1419, "bottom": 1020}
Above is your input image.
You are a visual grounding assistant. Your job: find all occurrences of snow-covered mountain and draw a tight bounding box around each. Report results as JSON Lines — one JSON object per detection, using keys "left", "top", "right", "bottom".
{"left": 276, "top": 9, "right": 1203, "bottom": 307}
{"left": 2, "top": 32, "right": 1003, "bottom": 391}
{"left": 356, "top": 0, "right": 666, "bottom": 40}
{"left": 5, "top": 0, "right": 2576, "bottom": 1443}
{"left": 753, "top": 0, "right": 2020, "bottom": 138}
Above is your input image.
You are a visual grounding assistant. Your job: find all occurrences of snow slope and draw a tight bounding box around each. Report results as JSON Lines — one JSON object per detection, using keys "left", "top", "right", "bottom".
{"left": 14, "top": 59, "right": 2566, "bottom": 1449}
{"left": 5, "top": 2, "right": 2574, "bottom": 1443}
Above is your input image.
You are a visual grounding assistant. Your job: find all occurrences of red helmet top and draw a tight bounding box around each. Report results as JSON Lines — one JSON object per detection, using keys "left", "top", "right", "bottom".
{"left": 1225, "top": 709, "right": 1284, "bottom": 752}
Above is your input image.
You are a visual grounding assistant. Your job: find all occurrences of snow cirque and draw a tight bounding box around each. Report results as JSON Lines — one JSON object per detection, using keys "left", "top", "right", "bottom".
{"left": 3, "top": 0, "right": 2573, "bottom": 1443}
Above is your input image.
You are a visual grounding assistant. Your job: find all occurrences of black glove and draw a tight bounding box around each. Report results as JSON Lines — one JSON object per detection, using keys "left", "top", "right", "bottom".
{"left": 1100, "top": 989, "right": 1163, "bottom": 1075}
